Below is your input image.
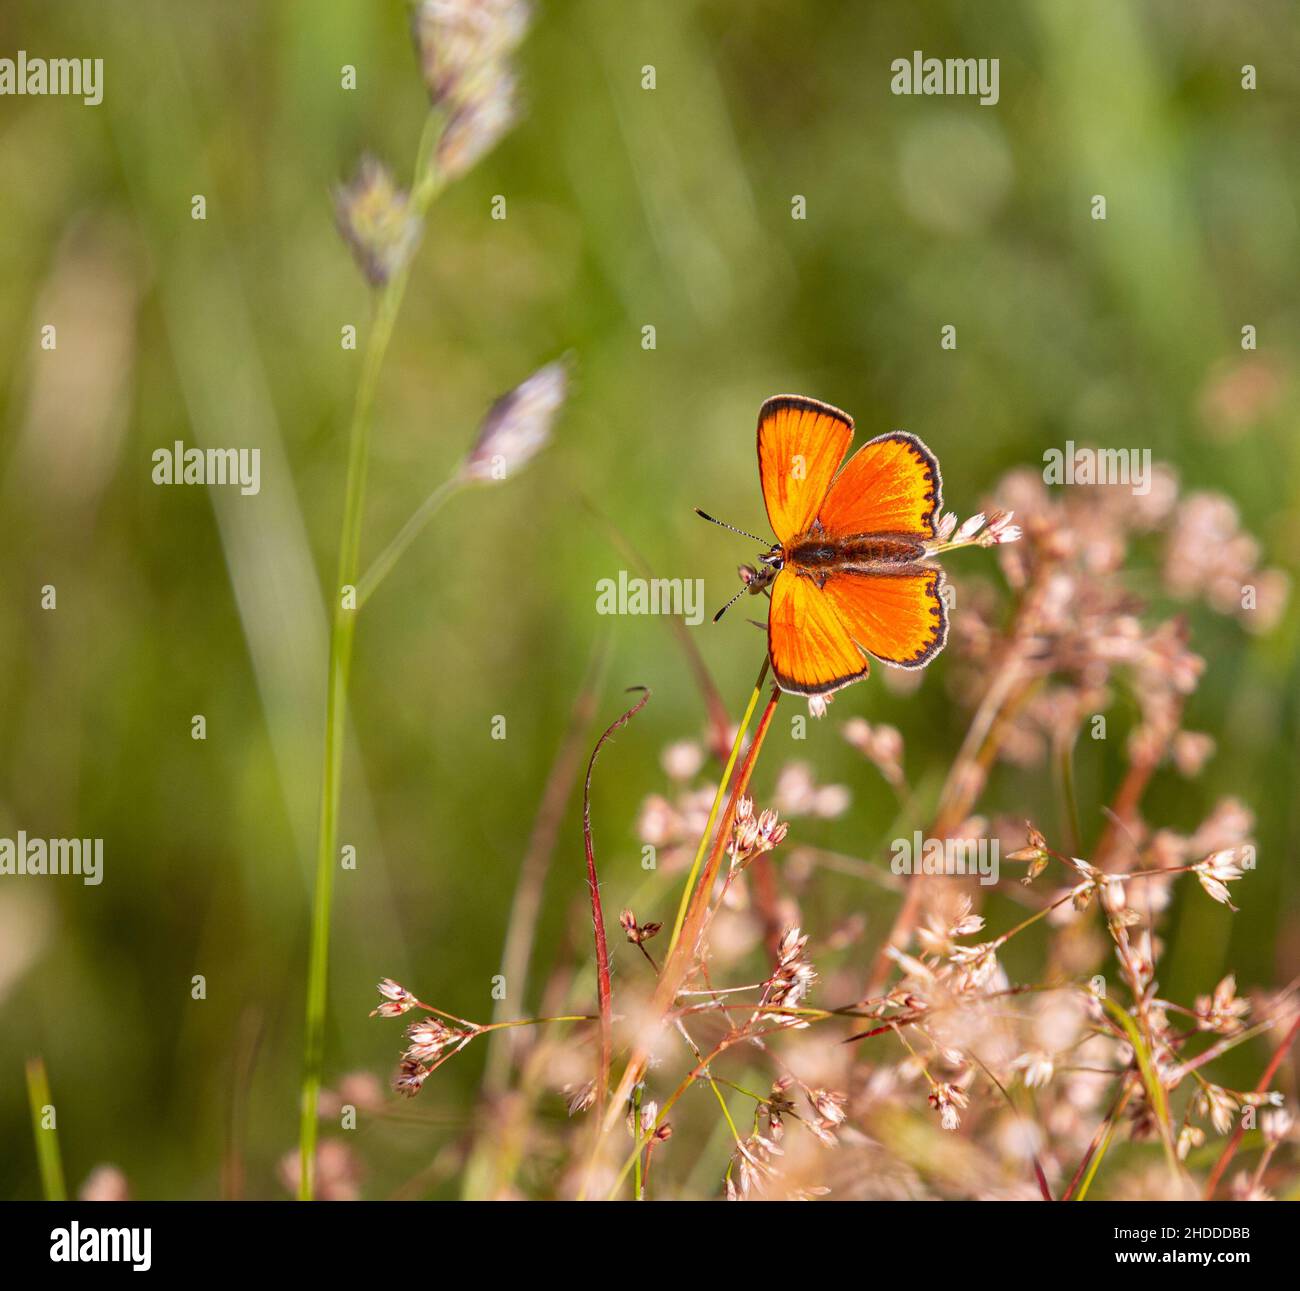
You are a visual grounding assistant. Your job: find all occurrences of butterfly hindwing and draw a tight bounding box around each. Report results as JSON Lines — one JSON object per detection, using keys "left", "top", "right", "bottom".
{"left": 816, "top": 431, "right": 941, "bottom": 540}
{"left": 757, "top": 395, "right": 853, "bottom": 546}
{"left": 820, "top": 566, "right": 948, "bottom": 669}
{"left": 767, "top": 566, "right": 871, "bottom": 695}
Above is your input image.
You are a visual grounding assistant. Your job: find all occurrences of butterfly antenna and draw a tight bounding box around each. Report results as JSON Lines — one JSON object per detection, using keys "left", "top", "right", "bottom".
{"left": 711, "top": 584, "right": 750, "bottom": 624}
{"left": 694, "top": 508, "right": 767, "bottom": 545}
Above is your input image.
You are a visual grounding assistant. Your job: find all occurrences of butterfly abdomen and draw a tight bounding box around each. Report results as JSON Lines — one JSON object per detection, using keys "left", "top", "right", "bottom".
{"left": 786, "top": 533, "right": 927, "bottom": 568}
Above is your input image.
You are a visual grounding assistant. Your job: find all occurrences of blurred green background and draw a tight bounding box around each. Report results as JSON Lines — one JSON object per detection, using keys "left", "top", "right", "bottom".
{"left": 1, "top": 0, "right": 1297, "bottom": 1198}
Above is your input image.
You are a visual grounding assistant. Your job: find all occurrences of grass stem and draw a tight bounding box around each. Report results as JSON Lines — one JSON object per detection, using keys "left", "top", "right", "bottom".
{"left": 25, "top": 1057, "right": 66, "bottom": 1201}
{"left": 298, "top": 113, "right": 444, "bottom": 1200}
{"left": 356, "top": 474, "right": 463, "bottom": 608}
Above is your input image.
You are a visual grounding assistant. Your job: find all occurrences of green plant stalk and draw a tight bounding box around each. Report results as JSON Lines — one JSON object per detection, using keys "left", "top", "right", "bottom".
{"left": 1100, "top": 994, "right": 1182, "bottom": 1188}
{"left": 299, "top": 114, "right": 443, "bottom": 1200}
{"left": 706, "top": 1075, "right": 745, "bottom": 1148}
{"left": 1074, "top": 1105, "right": 1122, "bottom": 1201}
{"left": 356, "top": 474, "right": 463, "bottom": 608}
{"left": 666, "top": 656, "right": 770, "bottom": 956}
{"left": 25, "top": 1057, "right": 66, "bottom": 1201}
{"left": 674, "top": 1021, "right": 748, "bottom": 1181}
{"left": 603, "top": 1010, "right": 799, "bottom": 1200}
{"left": 586, "top": 674, "right": 780, "bottom": 1193}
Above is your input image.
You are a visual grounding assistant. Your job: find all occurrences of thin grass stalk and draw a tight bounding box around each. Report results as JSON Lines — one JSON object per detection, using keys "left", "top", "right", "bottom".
{"left": 667, "top": 655, "right": 770, "bottom": 956}
{"left": 1063, "top": 1083, "right": 1133, "bottom": 1201}
{"left": 603, "top": 1012, "right": 808, "bottom": 1200}
{"left": 1074, "top": 1099, "right": 1125, "bottom": 1202}
{"left": 1055, "top": 727, "right": 1082, "bottom": 857}
{"left": 970, "top": 1052, "right": 1053, "bottom": 1200}
{"left": 672, "top": 683, "right": 782, "bottom": 992}
{"left": 298, "top": 113, "right": 443, "bottom": 1200}
{"left": 355, "top": 474, "right": 462, "bottom": 608}
{"left": 1092, "top": 700, "right": 1183, "bottom": 871}
{"left": 583, "top": 687, "right": 652, "bottom": 1115}
{"left": 589, "top": 673, "right": 781, "bottom": 1187}
{"left": 1099, "top": 994, "right": 1183, "bottom": 1190}
{"left": 25, "top": 1057, "right": 66, "bottom": 1201}
{"left": 467, "top": 963, "right": 588, "bottom": 1199}
{"left": 221, "top": 1007, "right": 264, "bottom": 1201}
{"left": 747, "top": 852, "right": 783, "bottom": 964}
{"left": 632, "top": 1083, "right": 644, "bottom": 1200}
{"left": 1165, "top": 1015, "right": 1280, "bottom": 1084}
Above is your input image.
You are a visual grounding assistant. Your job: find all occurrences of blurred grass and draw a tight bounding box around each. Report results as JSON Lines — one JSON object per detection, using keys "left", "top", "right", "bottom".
{"left": 24, "top": 1057, "right": 66, "bottom": 1200}
{"left": 0, "top": 0, "right": 1297, "bottom": 1197}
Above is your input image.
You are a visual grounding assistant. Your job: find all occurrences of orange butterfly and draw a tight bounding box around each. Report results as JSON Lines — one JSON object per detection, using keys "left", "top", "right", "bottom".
{"left": 700, "top": 395, "right": 948, "bottom": 696}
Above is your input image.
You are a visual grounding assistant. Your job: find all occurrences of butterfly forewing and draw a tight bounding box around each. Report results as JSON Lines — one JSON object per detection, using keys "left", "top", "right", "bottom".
{"left": 816, "top": 431, "right": 941, "bottom": 540}
{"left": 757, "top": 396, "right": 853, "bottom": 545}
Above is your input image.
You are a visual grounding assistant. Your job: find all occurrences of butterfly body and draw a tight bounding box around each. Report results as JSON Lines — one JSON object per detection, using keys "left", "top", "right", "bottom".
{"left": 720, "top": 395, "right": 951, "bottom": 696}
{"left": 784, "top": 527, "right": 929, "bottom": 581}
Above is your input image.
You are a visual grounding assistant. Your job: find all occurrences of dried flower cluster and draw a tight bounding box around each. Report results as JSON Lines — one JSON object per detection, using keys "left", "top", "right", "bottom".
{"left": 368, "top": 980, "right": 484, "bottom": 1099}
{"left": 361, "top": 458, "right": 1294, "bottom": 1203}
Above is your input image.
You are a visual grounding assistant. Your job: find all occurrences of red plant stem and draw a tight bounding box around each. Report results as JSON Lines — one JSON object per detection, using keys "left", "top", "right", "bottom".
{"left": 1203, "top": 1013, "right": 1300, "bottom": 1199}
{"left": 1033, "top": 1156, "right": 1053, "bottom": 1202}
{"left": 749, "top": 854, "right": 783, "bottom": 963}
{"left": 973, "top": 1052, "right": 1054, "bottom": 1201}
{"left": 675, "top": 685, "right": 781, "bottom": 968}
{"left": 593, "top": 683, "right": 781, "bottom": 1157}
{"left": 582, "top": 687, "right": 652, "bottom": 1117}
{"left": 1061, "top": 1083, "right": 1133, "bottom": 1201}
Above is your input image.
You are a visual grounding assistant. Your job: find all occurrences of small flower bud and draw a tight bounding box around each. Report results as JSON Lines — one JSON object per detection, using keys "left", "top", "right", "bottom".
{"left": 462, "top": 359, "right": 568, "bottom": 482}
{"left": 437, "top": 66, "right": 519, "bottom": 180}
{"left": 411, "top": 0, "right": 530, "bottom": 106}
{"left": 333, "top": 157, "right": 422, "bottom": 288}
